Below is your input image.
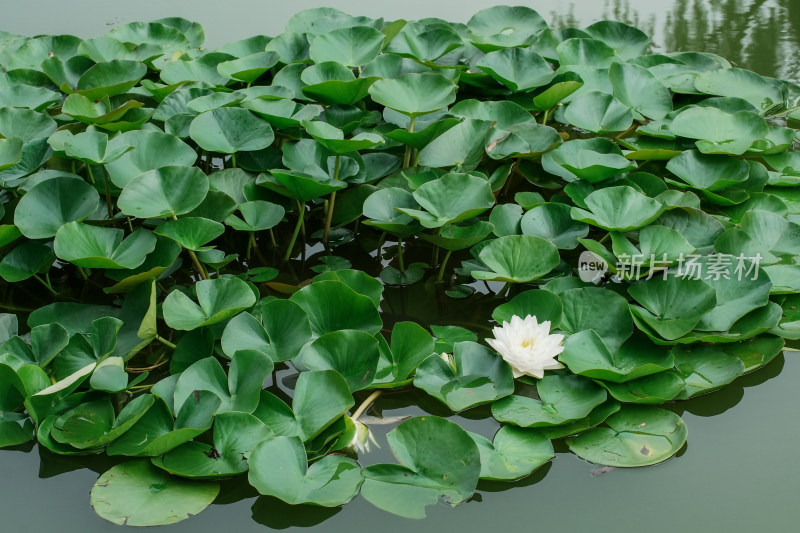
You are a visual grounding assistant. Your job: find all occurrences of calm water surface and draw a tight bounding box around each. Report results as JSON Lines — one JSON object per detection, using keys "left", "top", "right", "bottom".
{"left": 1, "top": 1, "right": 799, "bottom": 531}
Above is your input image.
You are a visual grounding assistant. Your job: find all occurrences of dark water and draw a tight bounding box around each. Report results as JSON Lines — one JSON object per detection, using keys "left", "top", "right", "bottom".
{"left": 2, "top": 1, "right": 800, "bottom": 531}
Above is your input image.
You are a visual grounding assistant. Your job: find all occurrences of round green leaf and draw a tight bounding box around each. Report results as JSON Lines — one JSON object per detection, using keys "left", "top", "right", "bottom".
{"left": 670, "top": 107, "right": 768, "bottom": 155}
{"left": 309, "top": 26, "right": 385, "bottom": 67}
{"left": 292, "top": 370, "right": 354, "bottom": 441}
{"left": 190, "top": 107, "right": 275, "bottom": 154}
{"left": 163, "top": 277, "right": 257, "bottom": 331}
{"left": 472, "top": 235, "right": 560, "bottom": 283}
{"left": 413, "top": 341, "right": 514, "bottom": 411}
{"left": 469, "top": 426, "right": 554, "bottom": 481}
{"left": 118, "top": 166, "right": 209, "bottom": 219}
{"left": 290, "top": 280, "right": 381, "bottom": 337}
{"left": 54, "top": 223, "right": 156, "bottom": 269}
{"left": 368, "top": 73, "right": 457, "bottom": 117}
{"left": 91, "top": 460, "right": 219, "bottom": 526}
{"left": 14, "top": 177, "right": 100, "bottom": 239}
{"left": 475, "top": 48, "right": 555, "bottom": 91}
{"left": 566, "top": 406, "right": 688, "bottom": 467}
{"left": 361, "top": 416, "right": 481, "bottom": 518}
{"left": 521, "top": 202, "right": 589, "bottom": 249}
{"left": 565, "top": 91, "right": 633, "bottom": 134}
{"left": 491, "top": 374, "right": 607, "bottom": 428}
{"left": 104, "top": 130, "right": 198, "bottom": 188}
{"left": 629, "top": 275, "right": 718, "bottom": 340}
{"left": 609, "top": 61, "right": 672, "bottom": 119}
{"left": 301, "top": 329, "right": 380, "bottom": 392}
{"left": 571, "top": 186, "right": 666, "bottom": 232}
{"left": 249, "top": 436, "right": 362, "bottom": 506}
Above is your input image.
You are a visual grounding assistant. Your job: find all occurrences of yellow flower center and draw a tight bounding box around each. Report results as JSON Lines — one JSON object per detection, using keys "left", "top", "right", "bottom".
{"left": 520, "top": 338, "right": 534, "bottom": 349}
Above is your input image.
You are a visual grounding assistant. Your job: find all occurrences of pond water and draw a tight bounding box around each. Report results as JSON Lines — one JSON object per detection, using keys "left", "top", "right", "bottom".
{"left": 1, "top": 1, "right": 799, "bottom": 531}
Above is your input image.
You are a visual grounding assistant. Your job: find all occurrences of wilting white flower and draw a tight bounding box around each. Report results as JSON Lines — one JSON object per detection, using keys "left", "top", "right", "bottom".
{"left": 348, "top": 418, "right": 379, "bottom": 455}
{"left": 486, "top": 315, "right": 565, "bottom": 379}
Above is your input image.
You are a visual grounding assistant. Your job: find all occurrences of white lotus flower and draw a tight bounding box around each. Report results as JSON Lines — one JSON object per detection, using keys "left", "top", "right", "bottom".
{"left": 348, "top": 418, "right": 379, "bottom": 455}
{"left": 486, "top": 314, "right": 565, "bottom": 379}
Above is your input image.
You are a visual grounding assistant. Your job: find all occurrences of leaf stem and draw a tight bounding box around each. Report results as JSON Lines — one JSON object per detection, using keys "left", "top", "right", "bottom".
{"left": 352, "top": 390, "right": 382, "bottom": 421}
{"left": 397, "top": 237, "right": 405, "bottom": 273}
{"left": 154, "top": 335, "right": 177, "bottom": 350}
{"left": 403, "top": 116, "right": 416, "bottom": 169}
{"left": 171, "top": 214, "right": 209, "bottom": 280}
{"left": 542, "top": 108, "right": 550, "bottom": 126}
{"left": 33, "top": 274, "right": 58, "bottom": 297}
{"left": 283, "top": 201, "right": 305, "bottom": 262}
{"left": 436, "top": 249, "right": 453, "bottom": 284}
{"left": 323, "top": 156, "right": 341, "bottom": 244}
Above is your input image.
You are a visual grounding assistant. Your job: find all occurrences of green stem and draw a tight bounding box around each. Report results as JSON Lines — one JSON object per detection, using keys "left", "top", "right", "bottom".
{"left": 598, "top": 232, "right": 611, "bottom": 245}
{"left": 172, "top": 214, "right": 209, "bottom": 280}
{"left": 397, "top": 237, "right": 405, "bottom": 273}
{"left": 436, "top": 249, "right": 453, "bottom": 284}
{"left": 269, "top": 228, "right": 277, "bottom": 247}
{"left": 351, "top": 390, "right": 382, "bottom": 421}
{"left": 102, "top": 171, "right": 113, "bottom": 219}
{"left": 498, "top": 282, "right": 512, "bottom": 298}
{"left": 76, "top": 265, "right": 89, "bottom": 280}
{"left": 542, "top": 108, "right": 550, "bottom": 126}
{"left": 154, "top": 335, "right": 177, "bottom": 350}
{"left": 403, "top": 116, "right": 416, "bottom": 169}
{"left": 231, "top": 153, "right": 237, "bottom": 168}
{"left": 322, "top": 156, "right": 341, "bottom": 244}
{"left": 246, "top": 231, "right": 255, "bottom": 261}
{"left": 86, "top": 164, "right": 96, "bottom": 184}
{"left": 33, "top": 274, "right": 58, "bottom": 297}
{"left": 283, "top": 201, "right": 305, "bottom": 262}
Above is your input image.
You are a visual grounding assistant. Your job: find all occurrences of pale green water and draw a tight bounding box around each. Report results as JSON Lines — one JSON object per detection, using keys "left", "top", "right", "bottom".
{"left": 1, "top": 1, "right": 799, "bottom": 531}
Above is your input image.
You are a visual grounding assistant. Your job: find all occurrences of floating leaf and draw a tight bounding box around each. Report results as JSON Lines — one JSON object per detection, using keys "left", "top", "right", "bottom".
{"left": 471, "top": 235, "right": 560, "bottom": 283}
{"left": 469, "top": 426, "right": 554, "bottom": 481}
{"left": 163, "top": 277, "right": 256, "bottom": 331}
{"left": 91, "top": 460, "right": 219, "bottom": 526}
{"left": 566, "top": 406, "right": 687, "bottom": 467}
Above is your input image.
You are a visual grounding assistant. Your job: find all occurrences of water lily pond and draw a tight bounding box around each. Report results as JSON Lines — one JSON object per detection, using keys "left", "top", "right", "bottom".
{"left": 1, "top": 1, "right": 799, "bottom": 531}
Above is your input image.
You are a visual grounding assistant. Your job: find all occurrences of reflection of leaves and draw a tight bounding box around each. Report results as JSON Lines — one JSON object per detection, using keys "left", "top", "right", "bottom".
{"left": 251, "top": 496, "right": 341, "bottom": 529}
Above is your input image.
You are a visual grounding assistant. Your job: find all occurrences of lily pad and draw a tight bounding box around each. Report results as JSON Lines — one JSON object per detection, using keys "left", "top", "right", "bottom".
{"left": 91, "top": 460, "right": 220, "bottom": 526}
{"left": 566, "top": 406, "right": 688, "bottom": 467}
{"left": 249, "top": 436, "right": 362, "bottom": 506}
{"left": 472, "top": 235, "right": 560, "bottom": 283}
{"left": 361, "top": 416, "right": 481, "bottom": 518}
{"left": 469, "top": 426, "right": 554, "bottom": 481}
{"left": 413, "top": 341, "right": 514, "bottom": 411}
{"left": 570, "top": 186, "right": 666, "bottom": 232}
{"left": 163, "top": 277, "right": 256, "bottom": 330}
{"left": 491, "top": 374, "right": 607, "bottom": 428}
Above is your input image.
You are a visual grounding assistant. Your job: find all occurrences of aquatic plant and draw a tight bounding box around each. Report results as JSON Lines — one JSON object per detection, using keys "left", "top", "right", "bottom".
{"left": 0, "top": 5, "right": 797, "bottom": 524}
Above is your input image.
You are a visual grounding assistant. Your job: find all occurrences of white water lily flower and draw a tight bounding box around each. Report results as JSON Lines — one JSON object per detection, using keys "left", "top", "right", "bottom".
{"left": 349, "top": 418, "right": 379, "bottom": 455}
{"left": 486, "top": 314, "right": 565, "bottom": 379}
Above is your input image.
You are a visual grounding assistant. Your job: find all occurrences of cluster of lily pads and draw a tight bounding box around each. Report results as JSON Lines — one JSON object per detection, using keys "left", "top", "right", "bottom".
{"left": 0, "top": 4, "right": 798, "bottom": 526}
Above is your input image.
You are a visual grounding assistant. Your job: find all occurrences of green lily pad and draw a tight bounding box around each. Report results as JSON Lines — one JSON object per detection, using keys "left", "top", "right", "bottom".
{"left": 566, "top": 406, "right": 688, "bottom": 467}
{"left": 0, "top": 242, "right": 55, "bottom": 282}
{"left": 50, "top": 395, "right": 153, "bottom": 449}
{"left": 301, "top": 329, "right": 380, "bottom": 392}
{"left": 76, "top": 60, "right": 147, "bottom": 101}
{"left": 666, "top": 149, "right": 750, "bottom": 192}
{"left": 609, "top": 61, "right": 672, "bottom": 119}
{"left": 309, "top": 25, "right": 385, "bottom": 67}
{"left": 491, "top": 289, "right": 563, "bottom": 325}
{"left": 491, "top": 374, "right": 607, "bottom": 428}
{"left": 154, "top": 217, "right": 224, "bottom": 250}
{"left": 152, "top": 412, "right": 273, "bottom": 479}
{"left": 361, "top": 416, "right": 481, "bottom": 518}
{"left": 565, "top": 91, "right": 633, "bottom": 134}
{"left": 413, "top": 341, "right": 514, "bottom": 412}
{"left": 14, "top": 177, "right": 100, "bottom": 239}
{"left": 559, "top": 330, "right": 674, "bottom": 382}
{"left": 472, "top": 235, "right": 560, "bottom": 283}
{"left": 368, "top": 73, "right": 457, "bottom": 117}
{"left": 694, "top": 68, "right": 786, "bottom": 114}
{"left": 600, "top": 371, "right": 686, "bottom": 404}
{"left": 469, "top": 426, "right": 554, "bottom": 481}
{"left": 417, "top": 119, "right": 493, "bottom": 169}
{"left": 467, "top": 5, "right": 547, "bottom": 50}
{"left": 54, "top": 223, "right": 156, "bottom": 269}
{"left": 397, "top": 172, "right": 494, "bottom": 229}
{"left": 190, "top": 107, "right": 275, "bottom": 154}
{"left": 104, "top": 130, "right": 198, "bottom": 188}
{"left": 163, "top": 277, "right": 256, "bottom": 331}
{"left": 118, "top": 166, "right": 209, "bottom": 219}
{"left": 249, "top": 436, "right": 362, "bottom": 506}
{"left": 216, "top": 52, "right": 279, "bottom": 83}
{"left": 670, "top": 107, "right": 768, "bottom": 155}
{"left": 521, "top": 202, "right": 589, "bottom": 249}
{"left": 289, "top": 280, "right": 381, "bottom": 337}
{"left": 672, "top": 344, "right": 746, "bottom": 398}
{"left": 293, "top": 370, "right": 354, "bottom": 441}
{"left": 629, "top": 275, "right": 718, "bottom": 340}
{"left": 542, "top": 138, "right": 636, "bottom": 183}
{"left": 570, "top": 186, "right": 666, "bottom": 232}
{"left": 91, "top": 460, "right": 220, "bottom": 526}
{"left": 475, "top": 48, "right": 555, "bottom": 91}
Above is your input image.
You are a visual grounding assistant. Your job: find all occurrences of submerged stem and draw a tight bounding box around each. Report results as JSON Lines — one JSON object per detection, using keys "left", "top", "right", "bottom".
{"left": 33, "top": 274, "right": 58, "bottom": 297}
{"left": 352, "top": 390, "right": 382, "bottom": 422}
